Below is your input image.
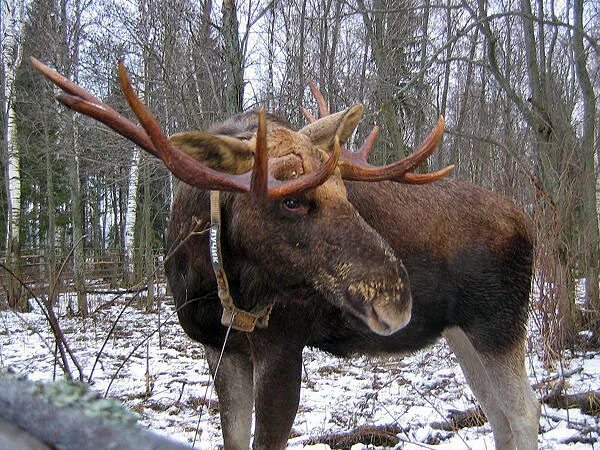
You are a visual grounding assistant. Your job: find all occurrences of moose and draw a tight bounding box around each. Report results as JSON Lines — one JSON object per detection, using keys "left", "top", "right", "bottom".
{"left": 32, "top": 57, "right": 540, "bottom": 450}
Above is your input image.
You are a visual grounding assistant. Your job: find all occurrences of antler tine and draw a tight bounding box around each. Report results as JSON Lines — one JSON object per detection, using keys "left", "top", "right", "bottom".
{"left": 304, "top": 81, "right": 452, "bottom": 184}
{"left": 401, "top": 165, "right": 455, "bottom": 184}
{"left": 307, "top": 80, "right": 330, "bottom": 117}
{"left": 339, "top": 116, "right": 447, "bottom": 182}
{"left": 31, "top": 57, "right": 159, "bottom": 158}
{"left": 251, "top": 107, "right": 268, "bottom": 197}
{"left": 56, "top": 93, "right": 158, "bottom": 157}
{"left": 301, "top": 107, "right": 317, "bottom": 124}
{"left": 356, "top": 126, "right": 380, "bottom": 164}
{"left": 30, "top": 56, "right": 101, "bottom": 105}
{"left": 117, "top": 61, "right": 251, "bottom": 193}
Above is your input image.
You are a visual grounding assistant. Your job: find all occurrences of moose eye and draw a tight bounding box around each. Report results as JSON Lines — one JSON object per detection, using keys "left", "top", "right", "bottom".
{"left": 282, "top": 198, "right": 300, "bottom": 210}
{"left": 281, "top": 198, "right": 308, "bottom": 215}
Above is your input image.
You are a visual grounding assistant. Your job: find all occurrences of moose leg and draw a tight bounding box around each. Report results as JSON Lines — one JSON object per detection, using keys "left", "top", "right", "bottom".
{"left": 479, "top": 343, "right": 540, "bottom": 450}
{"left": 205, "top": 345, "right": 254, "bottom": 450}
{"left": 443, "top": 327, "right": 539, "bottom": 450}
{"left": 251, "top": 345, "right": 303, "bottom": 450}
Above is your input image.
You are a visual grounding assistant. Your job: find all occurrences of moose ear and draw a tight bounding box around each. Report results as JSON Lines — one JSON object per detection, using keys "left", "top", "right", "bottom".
{"left": 299, "top": 103, "right": 364, "bottom": 148}
{"left": 169, "top": 132, "right": 254, "bottom": 174}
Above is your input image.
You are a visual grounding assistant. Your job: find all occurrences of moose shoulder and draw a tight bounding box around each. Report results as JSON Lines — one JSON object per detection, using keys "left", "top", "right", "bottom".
{"left": 31, "top": 57, "right": 540, "bottom": 450}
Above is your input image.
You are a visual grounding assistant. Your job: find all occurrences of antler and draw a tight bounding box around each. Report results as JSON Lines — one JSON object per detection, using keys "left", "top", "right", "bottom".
{"left": 302, "top": 81, "right": 454, "bottom": 184}
{"left": 30, "top": 57, "right": 339, "bottom": 198}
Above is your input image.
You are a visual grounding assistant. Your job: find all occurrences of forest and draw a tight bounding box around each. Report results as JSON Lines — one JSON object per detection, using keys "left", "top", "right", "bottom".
{"left": 1, "top": 0, "right": 599, "bottom": 384}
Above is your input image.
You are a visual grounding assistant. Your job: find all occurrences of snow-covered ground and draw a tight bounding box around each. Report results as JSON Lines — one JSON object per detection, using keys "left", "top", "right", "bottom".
{"left": 0, "top": 289, "right": 598, "bottom": 449}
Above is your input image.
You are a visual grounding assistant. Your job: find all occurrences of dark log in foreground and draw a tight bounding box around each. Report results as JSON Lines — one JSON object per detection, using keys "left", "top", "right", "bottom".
{"left": 0, "top": 374, "right": 192, "bottom": 450}
{"left": 0, "top": 419, "right": 50, "bottom": 450}
{"left": 303, "top": 424, "right": 403, "bottom": 448}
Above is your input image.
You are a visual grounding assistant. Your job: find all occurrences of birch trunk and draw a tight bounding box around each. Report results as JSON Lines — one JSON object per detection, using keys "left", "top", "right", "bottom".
{"left": 1, "top": 0, "right": 26, "bottom": 310}
{"left": 124, "top": 148, "right": 140, "bottom": 283}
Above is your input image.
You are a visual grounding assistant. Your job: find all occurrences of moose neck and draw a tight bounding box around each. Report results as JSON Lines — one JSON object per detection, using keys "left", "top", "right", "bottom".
{"left": 210, "top": 190, "right": 273, "bottom": 332}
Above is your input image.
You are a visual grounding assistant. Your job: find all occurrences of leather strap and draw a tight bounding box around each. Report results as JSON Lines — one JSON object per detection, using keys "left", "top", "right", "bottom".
{"left": 209, "top": 191, "right": 273, "bottom": 332}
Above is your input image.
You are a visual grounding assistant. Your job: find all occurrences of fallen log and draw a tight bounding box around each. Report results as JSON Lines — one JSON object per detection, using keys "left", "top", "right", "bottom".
{"left": 542, "top": 389, "right": 600, "bottom": 416}
{"left": 430, "top": 406, "right": 487, "bottom": 431}
{"left": 0, "top": 374, "right": 191, "bottom": 450}
{"left": 303, "top": 424, "right": 403, "bottom": 448}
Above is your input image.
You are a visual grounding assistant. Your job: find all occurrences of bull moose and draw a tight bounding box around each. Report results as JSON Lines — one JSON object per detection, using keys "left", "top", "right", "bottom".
{"left": 32, "top": 57, "right": 540, "bottom": 450}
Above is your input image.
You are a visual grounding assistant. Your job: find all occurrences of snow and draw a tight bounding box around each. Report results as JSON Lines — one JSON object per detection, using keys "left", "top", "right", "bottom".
{"left": 1, "top": 290, "right": 599, "bottom": 449}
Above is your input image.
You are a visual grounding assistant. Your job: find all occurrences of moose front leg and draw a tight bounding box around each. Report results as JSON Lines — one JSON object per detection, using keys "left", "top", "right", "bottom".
{"left": 251, "top": 342, "right": 303, "bottom": 450}
{"left": 204, "top": 345, "right": 254, "bottom": 450}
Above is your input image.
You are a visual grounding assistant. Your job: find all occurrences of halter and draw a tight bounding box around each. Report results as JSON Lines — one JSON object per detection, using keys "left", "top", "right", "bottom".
{"left": 209, "top": 191, "right": 273, "bottom": 332}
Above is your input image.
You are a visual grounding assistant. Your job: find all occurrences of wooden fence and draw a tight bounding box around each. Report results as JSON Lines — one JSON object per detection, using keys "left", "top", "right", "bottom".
{"left": 0, "top": 249, "right": 165, "bottom": 296}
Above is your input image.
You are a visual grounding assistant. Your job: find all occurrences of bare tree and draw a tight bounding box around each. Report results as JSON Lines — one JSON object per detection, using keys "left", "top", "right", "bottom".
{"left": 1, "top": 0, "right": 26, "bottom": 310}
{"left": 222, "top": 0, "right": 244, "bottom": 114}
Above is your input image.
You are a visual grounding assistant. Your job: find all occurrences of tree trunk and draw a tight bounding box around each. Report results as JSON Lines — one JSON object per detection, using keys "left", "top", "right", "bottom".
{"left": 357, "top": 0, "right": 408, "bottom": 162}
{"left": 266, "top": 1, "right": 276, "bottom": 111}
{"left": 61, "top": 0, "right": 87, "bottom": 316}
{"left": 413, "top": 0, "right": 430, "bottom": 150}
{"left": 296, "top": 0, "right": 307, "bottom": 125}
{"left": 2, "top": 0, "right": 26, "bottom": 311}
{"left": 44, "top": 119, "right": 57, "bottom": 306}
{"left": 141, "top": 158, "right": 154, "bottom": 311}
{"left": 222, "top": 0, "right": 243, "bottom": 115}
{"left": 572, "top": 0, "right": 600, "bottom": 316}
{"left": 124, "top": 148, "right": 139, "bottom": 284}
{"left": 70, "top": 128, "right": 87, "bottom": 316}
{"left": 327, "top": 0, "right": 343, "bottom": 113}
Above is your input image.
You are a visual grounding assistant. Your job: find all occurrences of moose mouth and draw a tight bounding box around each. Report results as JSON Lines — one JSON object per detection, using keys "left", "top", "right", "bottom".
{"left": 344, "top": 281, "right": 412, "bottom": 336}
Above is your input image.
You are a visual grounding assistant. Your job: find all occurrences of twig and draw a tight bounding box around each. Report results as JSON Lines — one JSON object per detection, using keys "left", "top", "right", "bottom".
{"left": 91, "top": 224, "right": 208, "bottom": 384}
{"left": 0, "top": 263, "right": 83, "bottom": 381}
{"left": 104, "top": 309, "right": 179, "bottom": 397}
{"left": 0, "top": 305, "right": 65, "bottom": 374}
{"left": 102, "top": 293, "right": 213, "bottom": 398}
{"left": 89, "top": 282, "right": 147, "bottom": 315}
{"left": 86, "top": 287, "right": 148, "bottom": 296}
{"left": 87, "top": 284, "right": 151, "bottom": 383}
